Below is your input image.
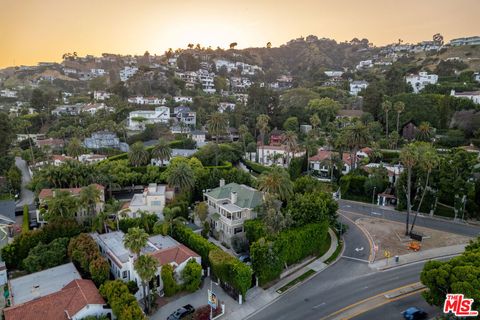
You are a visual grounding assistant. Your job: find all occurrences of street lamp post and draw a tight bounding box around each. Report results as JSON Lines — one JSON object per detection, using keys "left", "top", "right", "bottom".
{"left": 372, "top": 186, "right": 376, "bottom": 208}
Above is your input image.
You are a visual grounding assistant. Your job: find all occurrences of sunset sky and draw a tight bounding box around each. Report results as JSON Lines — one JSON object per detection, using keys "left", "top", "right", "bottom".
{"left": 1, "top": 0, "right": 479, "bottom": 68}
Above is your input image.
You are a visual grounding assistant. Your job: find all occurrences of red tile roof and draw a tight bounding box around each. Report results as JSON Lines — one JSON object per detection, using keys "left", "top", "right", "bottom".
{"left": 4, "top": 279, "right": 105, "bottom": 320}
{"left": 150, "top": 244, "right": 200, "bottom": 266}
{"left": 309, "top": 150, "right": 354, "bottom": 166}
{"left": 36, "top": 138, "right": 64, "bottom": 147}
{"left": 38, "top": 184, "right": 104, "bottom": 200}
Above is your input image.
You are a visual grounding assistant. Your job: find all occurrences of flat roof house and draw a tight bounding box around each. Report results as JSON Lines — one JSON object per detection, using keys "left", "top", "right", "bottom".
{"left": 204, "top": 179, "right": 263, "bottom": 245}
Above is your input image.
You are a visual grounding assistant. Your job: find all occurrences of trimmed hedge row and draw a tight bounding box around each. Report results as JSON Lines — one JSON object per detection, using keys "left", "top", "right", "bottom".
{"left": 250, "top": 222, "right": 329, "bottom": 285}
{"left": 170, "top": 224, "right": 252, "bottom": 296}
{"left": 242, "top": 159, "right": 271, "bottom": 174}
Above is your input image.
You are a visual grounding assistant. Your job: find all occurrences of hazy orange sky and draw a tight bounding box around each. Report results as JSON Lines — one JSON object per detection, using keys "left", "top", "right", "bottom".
{"left": 1, "top": 0, "right": 479, "bottom": 68}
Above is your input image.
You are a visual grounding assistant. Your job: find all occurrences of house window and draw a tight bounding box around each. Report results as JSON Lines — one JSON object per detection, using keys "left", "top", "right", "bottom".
{"left": 151, "top": 200, "right": 161, "bottom": 206}
{"left": 234, "top": 227, "right": 243, "bottom": 234}
{"left": 123, "top": 271, "right": 128, "bottom": 278}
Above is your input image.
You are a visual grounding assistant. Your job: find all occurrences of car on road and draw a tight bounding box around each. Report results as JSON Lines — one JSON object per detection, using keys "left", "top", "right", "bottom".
{"left": 167, "top": 304, "right": 195, "bottom": 320}
{"left": 402, "top": 307, "right": 428, "bottom": 320}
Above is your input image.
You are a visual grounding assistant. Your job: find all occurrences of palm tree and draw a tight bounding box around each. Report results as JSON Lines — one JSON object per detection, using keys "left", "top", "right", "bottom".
{"left": 256, "top": 115, "right": 270, "bottom": 165}
{"left": 344, "top": 123, "right": 370, "bottom": 170}
{"left": 166, "top": 162, "right": 195, "bottom": 192}
{"left": 257, "top": 166, "right": 293, "bottom": 201}
{"left": 238, "top": 125, "right": 250, "bottom": 155}
{"left": 310, "top": 113, "right": 321, "bottom": 136}
{"left": 207, "top": 112, "right": 228, "bottom": 165}
{"left": 266, "top": 42, "right": 272, "bottom": 49}
{"left": 129, "top": 141, "right": 150, "bottom": 167}
{"left": 416, "top": 122, "right": 433, "bottom": 142}
{"left": 66, "top": 137, "right": 84, "bottom": 159}
{"left": 151, "top": 139, "right": 171, "bottom": 166}
{"left": 382, "top": 100, "right": 392, "bottom": 137}
{"left": 156, "top": 207, "right": 186, "bottom": 235}
{"left": 44, "top": 190, "right": 79, "bottom": 221}
{"left": 282, "top": 131, "right": 298, "bottom": 167}
{"left": 303, "top": 133, "right": 318, "bottom": 174}
{"left": 394, "top": 101, "right": 405, "bottom": 134}
{"left": 229, "top": 42, "right": 238, "bottom": 49}
{"left": 123, "top": 227, "right": 149, "bottom": 257}
{"left": 410, "top": 144, "right": 438, "bottom": 232}
{"left": 400, "top": 143, "right": 419, "bottom": 235}
{"left": 79, "top": 184, "right": 101, "bottom": 217}
{"left": 134, "top": 254, "right": 159, "bottom": 314}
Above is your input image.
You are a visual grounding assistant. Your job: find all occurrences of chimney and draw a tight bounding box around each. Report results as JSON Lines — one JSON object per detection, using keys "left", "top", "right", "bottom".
{"left": 231, "top": 191, "right": 238, "bottom": 204}
{"left": 219, "top": 179, "right": 225, "bottom": 187}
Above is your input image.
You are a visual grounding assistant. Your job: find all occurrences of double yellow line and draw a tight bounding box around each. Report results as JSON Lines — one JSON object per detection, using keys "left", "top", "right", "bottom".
{"left": 320, "top": 282, "right": 426, "bottom": 320}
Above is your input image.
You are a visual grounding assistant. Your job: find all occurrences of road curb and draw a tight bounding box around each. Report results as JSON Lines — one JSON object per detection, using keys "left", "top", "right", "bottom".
{"left": 376, "top": 253, "right": 461, "bottom": 271}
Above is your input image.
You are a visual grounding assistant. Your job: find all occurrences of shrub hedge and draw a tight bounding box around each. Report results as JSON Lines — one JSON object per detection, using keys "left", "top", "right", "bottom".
{"left": 100, "top": 280, "right": 146, "bottom": 320}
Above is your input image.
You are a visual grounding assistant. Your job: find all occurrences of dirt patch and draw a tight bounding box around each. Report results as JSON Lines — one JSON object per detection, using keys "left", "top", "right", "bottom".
{"left": 357, "top": 217, "right": 472, "bottom": 259}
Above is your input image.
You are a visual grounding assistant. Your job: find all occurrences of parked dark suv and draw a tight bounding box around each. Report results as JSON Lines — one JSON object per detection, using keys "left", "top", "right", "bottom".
{"left": 167, "top": 304, "right": 195, "bottom": 320}
{"left": 402, "top": 307, "right": 428, "bottom": 320}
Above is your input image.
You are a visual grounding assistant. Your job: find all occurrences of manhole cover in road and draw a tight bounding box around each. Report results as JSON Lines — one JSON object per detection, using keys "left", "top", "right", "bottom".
{"left": 304, "top": 298, "right": 310, "bottom": 302}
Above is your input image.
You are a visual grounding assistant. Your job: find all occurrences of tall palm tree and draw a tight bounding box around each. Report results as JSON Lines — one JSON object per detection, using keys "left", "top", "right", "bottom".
{"left": 44, "top": 190, "right": 79, "bottom": 221}
{"left": 151, "top": 139, "right": 172, "bottom": 166}
{"left": 166, "top": 162, "right": 195, "bottom": 192}
{"left": 128, "top": 141, "right": 150, "bottom": 167}
{"left": 400, "top": 143, "right": 419, "bottom": 235}
{"left": 256, "top": 114, "right": 270, "bottom": 165}
{"left": 410, "top": 144, "right": 438, "bottom": 232}
{"left": 66, "top": 137, "right": 84, "bottom": 160}
{"left": 344, "top": 123, "right": 370, "bottom": 170}
{"left": 238, "top": 125, "right": 250, "bottom": 155}
{"left": 310, "top": 113, "right": 321, "bottom": 136}
{"left": 303, "top": 133, "right": 318, "bottom": 174}
{"left": 282, "top": 131, "right": 298, "bottom": 167}
{"left": 123, "top": 227, "right": 149, "bottom": 257}
{"left": 207, "top": 112, "right": 228, "bottom": 165}
{"left": 394, "top": 101, "right": 405, "bottom": 133}
{"left": 156, "top": 207, "right": 186, "bottom": 235}
{"left": 416, "top": 122, "right": 433, "bottom": 142}
{"left": 257, "top": 166, "right": 293, "bottom": 201}
{"left": 382, "top": 100, "right": 392, "bottom": 137}
{"left": 134, "top": 254, "right": 159, "bottom": 314}
{"left": 79, "top": 184, "right": 101, "bottom": 217}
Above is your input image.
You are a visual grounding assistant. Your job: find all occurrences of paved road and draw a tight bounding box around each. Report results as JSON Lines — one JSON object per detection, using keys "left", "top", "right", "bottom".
{"left": 15, "top": 157, "right": 34, "bottom": 209}
{"left": 352, "top": 292, "right": 441, "bottom": 320}
{"left": 339, "top": 200, "right": 480, "bottom": 238}
{"left": 248, "top": 201, "right": 479, "bottom": 320}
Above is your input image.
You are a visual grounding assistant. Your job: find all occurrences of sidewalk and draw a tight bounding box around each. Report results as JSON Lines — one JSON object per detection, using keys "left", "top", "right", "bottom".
{"left": 229, "top": 228, "right": 339, "bottom": 320}
{"left": 369, "top": 244, "right": 466, "bottom": 271}
{"left": 151, "top": 228, "right": 339, "bottom": 320}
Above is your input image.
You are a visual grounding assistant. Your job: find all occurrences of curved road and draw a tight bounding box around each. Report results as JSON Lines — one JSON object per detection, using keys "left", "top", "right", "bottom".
{"left": 15, "top": 157, "right": 34, "bottom": 209}
{"left": 248, "top": 201, "right": 480, "bottom": 320}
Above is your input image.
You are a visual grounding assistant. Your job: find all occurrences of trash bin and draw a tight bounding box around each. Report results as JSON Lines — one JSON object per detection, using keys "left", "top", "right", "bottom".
{"left": 395, "top": 255, "right": 399, "bottom": 263}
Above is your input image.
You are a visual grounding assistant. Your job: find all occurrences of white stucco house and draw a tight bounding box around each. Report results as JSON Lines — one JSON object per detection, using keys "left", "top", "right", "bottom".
{"left": 349, "top": 80, "right": 369, "bottom": 96}
{"left": 91, "top": 231, "right": 201, "bottom": 300}
{"left": 256, "top": 144, "right": 305, "bottom": 167}
{"left": 450, "top": 89, "right": 480, "bottom": 104}
{"left": 308, "top": 150, "right": 354, "bottom": 180}
{"left": 128, "top": 106, "right": 170, "bottom": 130}
{"left": 406, "top": 72, "right": 438, "bottom": 93}
{"left": 123, "top": 183, "right": 174, "bottom": 218}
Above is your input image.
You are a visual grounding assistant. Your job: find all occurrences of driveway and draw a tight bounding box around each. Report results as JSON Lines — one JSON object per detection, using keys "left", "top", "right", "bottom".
{"left": 15, "top": 157, "right": 34, "bottom": 209}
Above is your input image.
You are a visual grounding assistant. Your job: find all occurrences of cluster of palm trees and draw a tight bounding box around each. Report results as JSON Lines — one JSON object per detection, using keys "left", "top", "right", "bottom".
{"left": 128, "top": 139, "right": 172, "bottom": 167}
{"left": 43, "top": 184, "right": 101, "bottom": 221}
{"left": 123, "top": 227, "right": 158, "bottom": 314}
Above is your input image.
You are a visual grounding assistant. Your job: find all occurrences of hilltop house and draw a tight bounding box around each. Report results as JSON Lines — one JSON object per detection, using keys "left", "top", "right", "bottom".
{"left": 151, "top": 148, "right": 197, "bottom": 167}
{"left": 128, "top": 106, "right": 170, "bottom": 130}
{"left": 406, "top": 72, "right": 438, "bottom": 93}
{"left": 450, "top": 89, "right": 480, "bottom": 104}
{"left": 4, "top": 263, "right": 111, "bottom": 320}
{"left": 349, "top": 80, "right": 369, "bottom": 96}
{"left": 173, "top": 96, "right": 193, "bottom": 104}
{"left": 37, "top": 184, "right": 105, "bottom": 224}
{"left": 91, "top": 231, "right": 201, "bottom": 300}
{"left": 203, "top": 180, "right": 263, "bottom": 245}
{"left": 189, "top": 130, "right": 207, "bottom": 147}
{"left": 93, "top": 90, "right": 111, "bottom": 101}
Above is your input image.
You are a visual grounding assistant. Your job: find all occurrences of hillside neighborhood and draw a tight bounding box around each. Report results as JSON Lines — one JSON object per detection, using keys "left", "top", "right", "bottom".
{"left": 0, "top": 31, "right": 480, "bottom": 320}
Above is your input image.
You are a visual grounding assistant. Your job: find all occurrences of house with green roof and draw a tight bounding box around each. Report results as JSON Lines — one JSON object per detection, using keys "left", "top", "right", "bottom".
{"left": 203, "top": 179, "right": 263, "bottom": 246}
